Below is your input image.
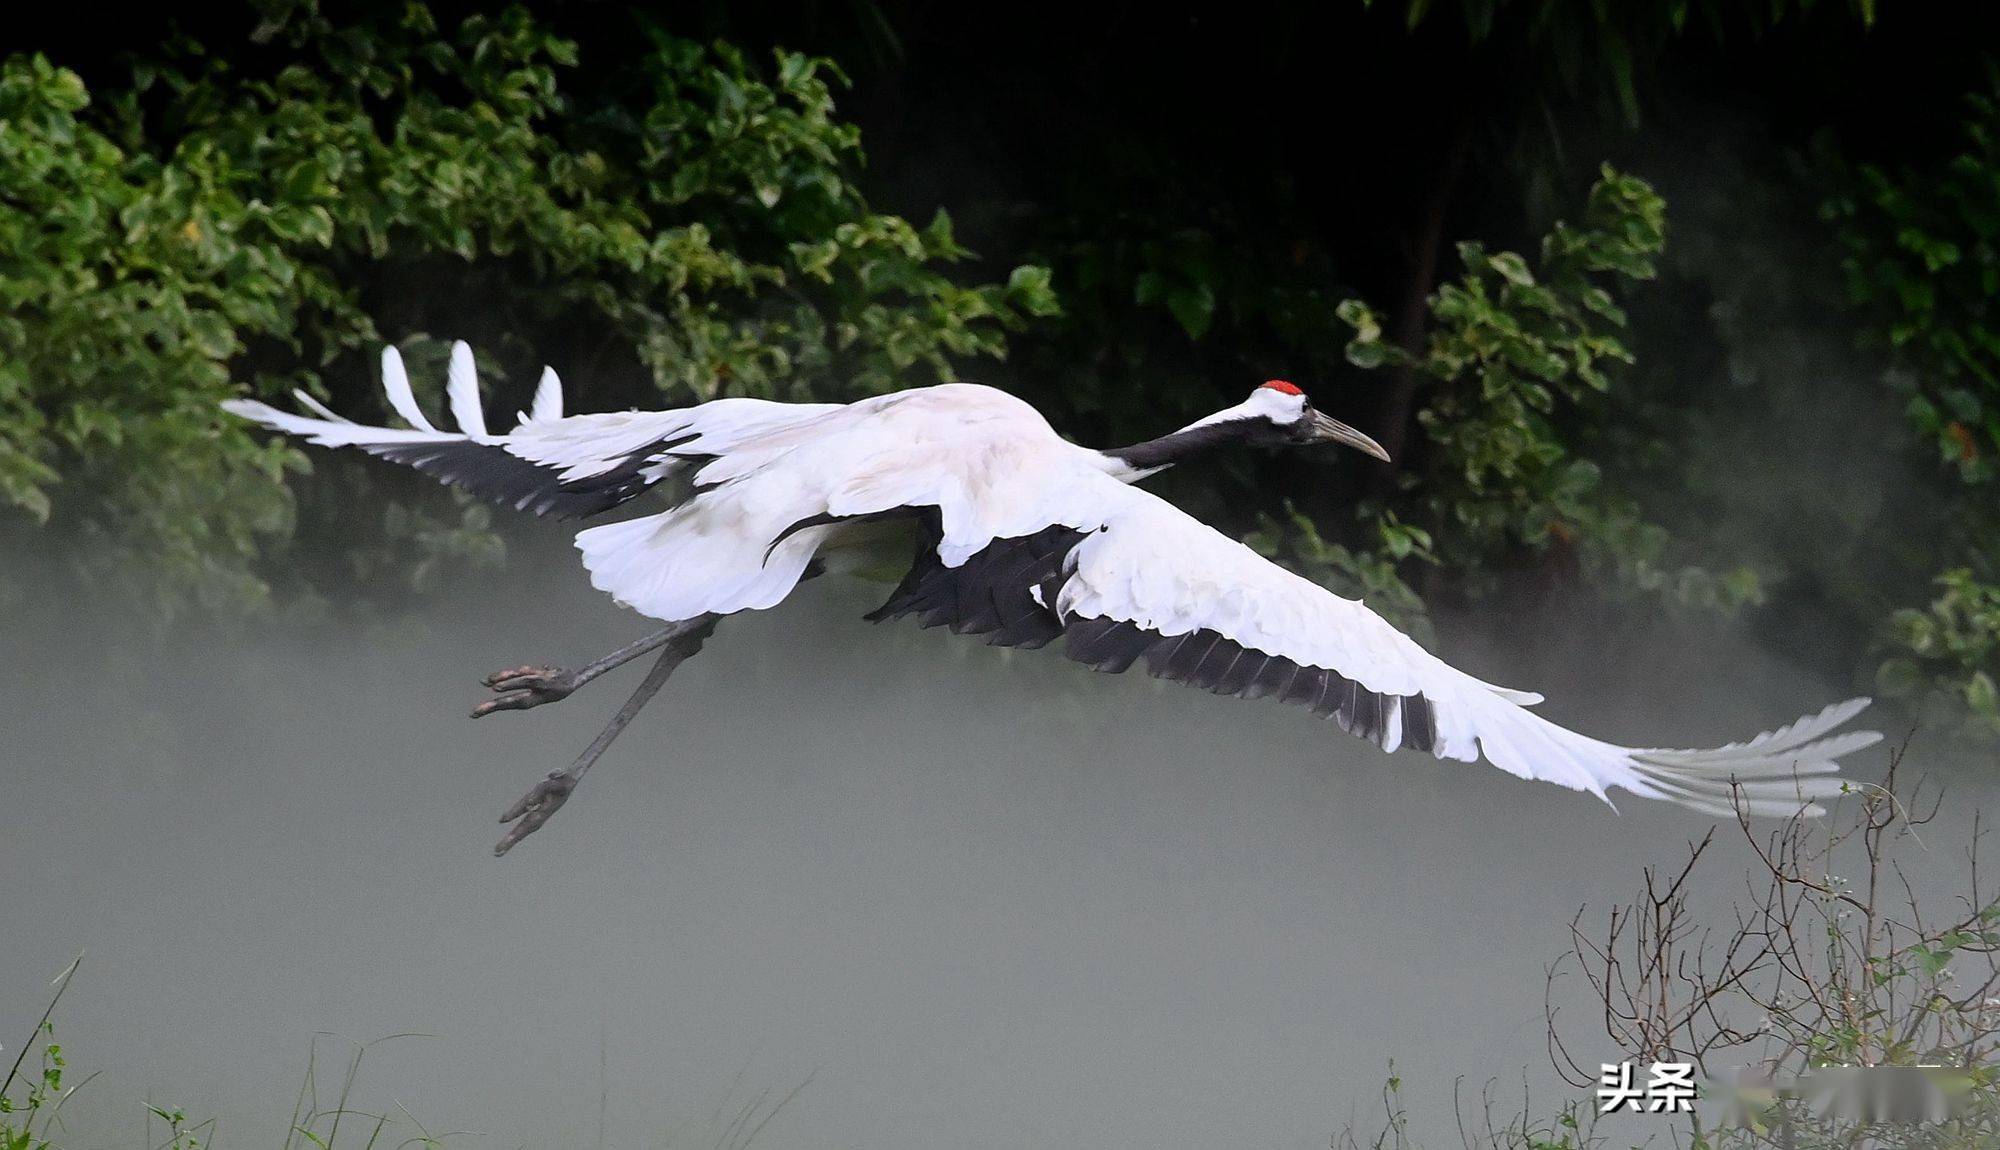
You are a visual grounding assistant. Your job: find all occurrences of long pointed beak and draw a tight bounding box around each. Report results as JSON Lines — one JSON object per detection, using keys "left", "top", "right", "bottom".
{"left": 1309, "top": 410, "right": 1391, "bottom": 462}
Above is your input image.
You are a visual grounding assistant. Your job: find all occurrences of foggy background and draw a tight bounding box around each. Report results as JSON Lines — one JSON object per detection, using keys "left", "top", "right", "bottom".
{"left": 4, "top": 527, "right": 1990, "bottom": 1149}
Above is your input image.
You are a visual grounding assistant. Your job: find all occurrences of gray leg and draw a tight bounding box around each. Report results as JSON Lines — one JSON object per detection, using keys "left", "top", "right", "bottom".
{"left": 474, "top": 625, "right": 691, "bottom": 718}
{"left": 492, "top": 614, "right": 719, "bottom": 857}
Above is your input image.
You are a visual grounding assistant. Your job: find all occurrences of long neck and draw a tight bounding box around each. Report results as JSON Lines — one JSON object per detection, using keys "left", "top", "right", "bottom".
{"left": 1098, "top": 418, "right": 1257, "bottom": 481}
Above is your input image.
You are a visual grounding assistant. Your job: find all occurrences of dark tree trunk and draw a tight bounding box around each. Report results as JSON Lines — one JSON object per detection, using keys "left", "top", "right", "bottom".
{"left": 1369, "top": 117, "right": 1473, "bottom": 497}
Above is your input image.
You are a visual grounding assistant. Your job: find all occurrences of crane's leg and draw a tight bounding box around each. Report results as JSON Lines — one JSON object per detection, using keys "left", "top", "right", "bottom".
{"left": 491, "top": 614, "right": 719, "bottom": 857}
{"left": 473, "top": 559, "right": 828, "bottom": 715}
{"left": 473, "top": 624, "right": 693, "bottom": 718}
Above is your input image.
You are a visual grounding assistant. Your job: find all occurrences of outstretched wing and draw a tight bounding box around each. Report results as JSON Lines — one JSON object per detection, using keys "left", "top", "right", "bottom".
{"left": 870, "top": 477, "right": 1879, "bottom": 818}
{"left": 222, "top": 342, "right": 839, "bottom": 519}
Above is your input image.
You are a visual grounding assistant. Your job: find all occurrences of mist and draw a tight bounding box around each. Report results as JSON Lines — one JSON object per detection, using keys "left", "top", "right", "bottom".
{"left": 5, "top": 521, "right": 1991, "bottom": 1150}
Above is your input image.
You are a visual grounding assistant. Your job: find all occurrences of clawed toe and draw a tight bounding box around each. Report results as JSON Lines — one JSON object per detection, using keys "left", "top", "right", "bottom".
{"left": 472, "top": 665, "right": 580, "bottom": 717}
{"left": 494, "top": 770, "right": 577, "bottom": 856}
{"left": 483, "top": 665, "right": 556, "bottom": 689}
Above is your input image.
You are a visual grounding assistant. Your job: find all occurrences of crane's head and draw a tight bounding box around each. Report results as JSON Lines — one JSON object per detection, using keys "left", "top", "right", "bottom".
{"left": 1234, "top": 380, "right": 1392, "bottom": 460}
{"left": 1101, "top": 379, "right": 1390, "bottom": 478}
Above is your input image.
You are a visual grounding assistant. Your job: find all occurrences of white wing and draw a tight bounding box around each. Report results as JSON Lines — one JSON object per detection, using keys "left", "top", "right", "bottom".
{"left": 873, "top": 472, "right": 1878, "bottom": 818}
{"left": 223, "top": 346, "right": 1062, "bottom": 621}
{"left": 223, "top": 342, "right": 838, "bottom": 519}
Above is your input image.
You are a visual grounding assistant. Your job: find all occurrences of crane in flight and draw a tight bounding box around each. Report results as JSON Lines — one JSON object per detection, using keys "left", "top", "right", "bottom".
{"left": 225, "top": 343, "right": 1879, "bottom": 855}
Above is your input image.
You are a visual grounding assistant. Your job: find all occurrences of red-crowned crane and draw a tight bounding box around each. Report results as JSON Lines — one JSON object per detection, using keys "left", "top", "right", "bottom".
{"left": 224, "top": 343, "right": 1879, "bottom": 854}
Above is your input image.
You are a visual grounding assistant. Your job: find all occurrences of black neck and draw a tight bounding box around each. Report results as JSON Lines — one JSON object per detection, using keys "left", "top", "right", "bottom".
{"left": 1103, "top": 419, "right": 1258, "bottom": 473}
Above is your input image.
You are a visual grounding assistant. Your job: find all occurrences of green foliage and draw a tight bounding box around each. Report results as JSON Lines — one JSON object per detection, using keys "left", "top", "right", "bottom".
{"left": 1129, "top": 230, "right": 1225, "bottom": 342}
{"left": 0, "top": 957, "right": 80, "bottom": 1150}
{"left": 1879, "top": 568, "right": 2000, "bottom": 737}
{"left": 5, "top": 0, "right": 1996, "bottom": 745}
{"left": 1338, "top": 166, "right": 1763, "bottom": 614}
{"left": 1037, "top": 168, "right": 1763, "bottom": 635}
{"left": 1821, "top": 76, "right": 2000, "bottom": 735}
{"left": 0, "top": 3, "right": 1054, "bottom": 619}
{"left": 142, "top": 1106, "right": 209, "bottom": 1150}
{"left": 1825, "top": 84, "right": 2000, "bottom": 485}
{"left": 1024, "top": 205, "right": 1354, "bottom": 441}
{"left": 0, "top": 1022, "right": 61, "bottom": 1150}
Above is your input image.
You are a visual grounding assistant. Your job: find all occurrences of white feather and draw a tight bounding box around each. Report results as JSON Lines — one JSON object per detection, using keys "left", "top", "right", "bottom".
{"left": 530, "top": 367, "right": 563, "bottom": 423}
{"left": 446, "top": 340, "right": 490, "bottom": 441}
{"left": 379, "top": 347, "right": 438, "bottom": 433}
{"left": 291, "top": 389, "right": 353, "bottom": 423}
{"left": 220, "top": 398, "right": 455, "bottom": 447}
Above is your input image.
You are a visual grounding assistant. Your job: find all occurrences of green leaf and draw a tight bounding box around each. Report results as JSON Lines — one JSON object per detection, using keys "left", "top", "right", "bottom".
{"left": 1166, "top": 281, "right": 1216, "bottom": 341}
{"left": 1005, "top": 264, "right": 1060, "bottom": 316}
{"left": 1487, "top": 250, "right": 1535, "bottom": 286}
{"left": 1968, "top": 670, "right": 1999, "bottom": 716}
{"left": 1336, "top": 297, "right": 1384, "bottom": 343}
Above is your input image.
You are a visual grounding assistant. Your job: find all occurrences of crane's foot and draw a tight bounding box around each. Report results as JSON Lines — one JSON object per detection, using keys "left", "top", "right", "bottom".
{"left": 494, "top": 770, "right": 577, "bottom": 856}
{"left": 482, "top": 618, "right": 717, "bottom": 858}
{"left": 472, "top": 665, "right": 581, "bottom": 717}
